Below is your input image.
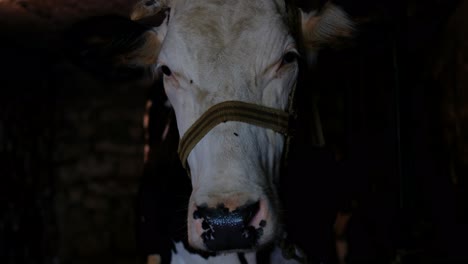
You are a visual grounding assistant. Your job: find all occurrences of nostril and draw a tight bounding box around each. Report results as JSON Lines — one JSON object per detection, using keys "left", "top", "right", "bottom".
{"left": 193, "top": 210, "right": 202, "bottom": 220}
{"left": 241, "top": 201, "right": 260, "bottom": 225}
{"left": 202, "top": 221, "right": 210, "bottom": 230}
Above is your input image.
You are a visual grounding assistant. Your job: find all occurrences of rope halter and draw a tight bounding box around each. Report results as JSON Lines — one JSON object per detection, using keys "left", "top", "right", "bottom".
{"left": 177, "top": 1, "right": 301, "bottom": 175}
{"left": 178, "top": 80, "right": 297, "bottom": 175}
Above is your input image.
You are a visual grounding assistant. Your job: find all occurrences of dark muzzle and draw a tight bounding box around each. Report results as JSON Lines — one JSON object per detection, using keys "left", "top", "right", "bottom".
{"left": 193, "top": 201, "right": 265, "bottom": 251}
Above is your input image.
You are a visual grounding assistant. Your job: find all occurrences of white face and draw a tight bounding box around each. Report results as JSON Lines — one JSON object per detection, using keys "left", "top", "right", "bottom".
{"left": 158, "top": 0, "right": 298, "bottom": 251}
{"left": 131, "top": 0, "right": 352, "bottom": 253}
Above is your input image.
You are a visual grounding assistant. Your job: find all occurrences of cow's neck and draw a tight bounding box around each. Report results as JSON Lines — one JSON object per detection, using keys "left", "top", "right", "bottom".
{"left": 170, "top": 240, "right": 305, "bottom": 264}
{"left": 171, "top": 241, "right": 256, "bottom": 264}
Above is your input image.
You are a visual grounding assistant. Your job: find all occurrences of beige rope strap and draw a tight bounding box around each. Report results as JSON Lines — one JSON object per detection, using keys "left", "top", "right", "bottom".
{"left": 178, "top": 101, "right": 291, "bottom": 170}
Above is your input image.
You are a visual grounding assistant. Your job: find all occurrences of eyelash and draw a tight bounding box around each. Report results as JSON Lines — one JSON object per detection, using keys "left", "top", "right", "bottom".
{"left": 281, "top": 51, "right": 299, "bottom": 67}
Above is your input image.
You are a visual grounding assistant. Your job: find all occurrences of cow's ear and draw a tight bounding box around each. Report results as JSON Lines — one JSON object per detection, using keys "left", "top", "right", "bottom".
{"left": 125, "top": 0, "right": 171, "bottom": 66}
{"left": 64, "top": 15, "right": 162, "bottom": 81}
{"left": 300, "top": 2, "right": 354, "bottom": 50}
{"left": 63, "top": 0, "right": 171, "bottom": 81}
{"left": 131, "top": 0, "right": 170, "bottom": 22}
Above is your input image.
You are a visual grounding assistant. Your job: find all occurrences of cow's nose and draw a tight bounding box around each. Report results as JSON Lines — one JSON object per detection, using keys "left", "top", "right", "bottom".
{"left": 193, "top": 201, "right": 265, "bottom": 251}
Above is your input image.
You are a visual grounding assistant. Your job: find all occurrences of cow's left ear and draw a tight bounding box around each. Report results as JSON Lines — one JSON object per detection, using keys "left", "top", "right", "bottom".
{"left": 300, "top": 2, "right": 354, "bottom": 50}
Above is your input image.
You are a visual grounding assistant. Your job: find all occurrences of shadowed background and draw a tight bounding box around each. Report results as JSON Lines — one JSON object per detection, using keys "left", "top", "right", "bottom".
{"left": 0, "top": 0, "right": 467, "bottom": 264}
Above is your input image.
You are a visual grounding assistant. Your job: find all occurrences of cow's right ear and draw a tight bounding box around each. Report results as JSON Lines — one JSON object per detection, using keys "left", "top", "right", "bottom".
{"left": 63, "top": 0, "right": 171, "bottom": 80}
{"left": 125, "top": 0, "right": 172, "bottom": 66}
{"left": 300, "top": 2, "right": 354, "bottom": 50}
{"left": 130, "top": 0, "right": 170, "bottom": 21}
{"left": 64, "top": 14, "right": 163, "bottom": 80}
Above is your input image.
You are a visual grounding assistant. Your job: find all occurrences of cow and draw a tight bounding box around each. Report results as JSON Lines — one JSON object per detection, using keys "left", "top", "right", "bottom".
{"left": 67, "top": 0, "right": 353, "bottom": 263}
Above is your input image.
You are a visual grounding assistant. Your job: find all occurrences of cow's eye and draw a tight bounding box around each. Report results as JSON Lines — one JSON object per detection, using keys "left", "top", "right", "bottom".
{"left": 282, "top": 51, "right": 298, "bottom": 65}
{"left": 161, "top": 65, "right": 172, "bottom": 76}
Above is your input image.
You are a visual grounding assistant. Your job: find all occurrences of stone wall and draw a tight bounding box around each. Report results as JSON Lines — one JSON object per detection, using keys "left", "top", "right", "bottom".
{"left": 53, "top": 63, "right": 148, "bottom": 264}
{"left": 1, "top": 0, "right": 134, "bottom": 26}
{"left": 0, "top": 1, "right": 151, "bottom": 264}
{"left": 437, "top": 0, "right": 468, "bottom": 234}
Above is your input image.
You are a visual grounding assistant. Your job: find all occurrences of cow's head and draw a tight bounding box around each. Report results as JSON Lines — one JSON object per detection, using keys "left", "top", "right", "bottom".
{"left": 130, "top": 0, "right": 352, "bottom": 253}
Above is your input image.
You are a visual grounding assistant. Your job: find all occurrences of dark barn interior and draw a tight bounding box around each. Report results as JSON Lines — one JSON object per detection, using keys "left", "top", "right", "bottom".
{"left": 1, "top": 0, "right": 467, "bottom": 264}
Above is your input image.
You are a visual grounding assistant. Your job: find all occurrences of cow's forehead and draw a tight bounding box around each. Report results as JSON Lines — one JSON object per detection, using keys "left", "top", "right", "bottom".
{"left": 171, "top": 0, "right": 288, "bottom": 19}
{"left": 160, "top": 0, "right": 293, "bottom": 84}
